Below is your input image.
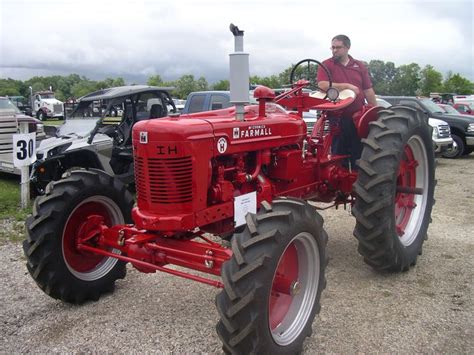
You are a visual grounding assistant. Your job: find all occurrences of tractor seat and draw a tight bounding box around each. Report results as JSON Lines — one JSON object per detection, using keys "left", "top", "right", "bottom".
{"left": 149, "top": 104, "right": 163, "bottom": 118}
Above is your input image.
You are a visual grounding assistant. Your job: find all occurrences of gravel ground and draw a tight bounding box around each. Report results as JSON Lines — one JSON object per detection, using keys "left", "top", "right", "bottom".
{"left": 0, "top": 155, "right": 473, "bottom": 353}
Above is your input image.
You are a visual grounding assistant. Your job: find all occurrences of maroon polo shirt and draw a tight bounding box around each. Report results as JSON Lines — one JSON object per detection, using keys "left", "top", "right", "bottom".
{"left": 317, "top": 55, "right": 372, "bottom": 116}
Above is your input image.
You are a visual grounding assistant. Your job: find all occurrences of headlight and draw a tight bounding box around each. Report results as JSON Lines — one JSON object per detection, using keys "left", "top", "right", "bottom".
{"left": 467, "top": 123, "right": 474, "bottom": 133}
{"left": 47, "top": 143, "right": 72, "bottom": 157}
{"left": 432, "top": 126, "right": 438, "bottom": 139}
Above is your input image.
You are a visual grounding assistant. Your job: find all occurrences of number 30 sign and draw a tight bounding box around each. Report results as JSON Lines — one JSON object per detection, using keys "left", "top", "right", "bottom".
{"left": 13, "top": 133, "right": 37, "bottom": 167}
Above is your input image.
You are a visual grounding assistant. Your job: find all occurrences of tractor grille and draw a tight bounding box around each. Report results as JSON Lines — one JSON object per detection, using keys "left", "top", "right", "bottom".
{"left": 437, "top": 124, "right": 450, "bottom": 138}
{"left": 135, "top": 157, "right": 148, "bottom": 201}
{"left": 135, "top": 156, "right": 193, "bottom": 204}
{"left": 53, "top": 104, "right": 63, "bottom": 114}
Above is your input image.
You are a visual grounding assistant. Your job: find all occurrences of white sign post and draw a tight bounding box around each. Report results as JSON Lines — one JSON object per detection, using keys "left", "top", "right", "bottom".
{"left": 13, "top": 123, "right": 36, "bottom": 209}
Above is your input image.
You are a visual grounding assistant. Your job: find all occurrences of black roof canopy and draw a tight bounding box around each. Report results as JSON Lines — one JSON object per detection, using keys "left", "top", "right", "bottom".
{"left": 78, "top": 85, "right": 175, "bottom": 102}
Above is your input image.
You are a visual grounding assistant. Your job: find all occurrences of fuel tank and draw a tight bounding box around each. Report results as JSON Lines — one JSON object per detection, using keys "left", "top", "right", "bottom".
{"left": 131, "top": 104, "right": 306, "bottom": 230}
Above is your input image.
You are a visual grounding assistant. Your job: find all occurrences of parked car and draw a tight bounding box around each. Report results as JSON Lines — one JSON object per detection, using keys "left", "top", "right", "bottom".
{"left": 172, "top": 98, "right": 186, "bottom": 112}
{"left": 30, "top": 85, "right": 176, "bottom": 194}
{"left": 377, "top": 97, "right": 453, "bottom": 155}
{"left": 452, "top": 103, "right": 474, "bottom": 115}
{"left": 453, "top": 95, "right": 474, "bottom": 111}
{"left": 0, "top": 97, "right": 45, "bottom": 174}
{"left": 382, "top": 96, "right": 474, "bottom": 158}
{"left": 438, "top": 103, "right": 460, "bottom": 115}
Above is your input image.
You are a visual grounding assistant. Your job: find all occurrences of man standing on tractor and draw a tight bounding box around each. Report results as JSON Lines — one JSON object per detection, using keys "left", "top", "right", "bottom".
{"left": 317, "top": 34, "right": 377, "bottom": 169}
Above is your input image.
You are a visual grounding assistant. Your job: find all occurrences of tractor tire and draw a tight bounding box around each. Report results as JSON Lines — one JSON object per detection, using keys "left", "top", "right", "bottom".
{"left": 352, "top": 106, "right": 435, "bottom": 272}
{"left": 216, "top": 198, "right": 328, "bottom": 354}
{"left": 442, "top": 133, "right": 465, "bottom": 159}
{"left": 23, "top": 169, "right": 134, "bottom": 304}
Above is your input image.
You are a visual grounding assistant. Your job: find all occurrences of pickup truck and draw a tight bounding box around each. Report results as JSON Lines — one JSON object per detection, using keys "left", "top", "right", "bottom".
{"left": 453, "top": 103, "right": 474, "bottom": 115}
{"left": 182, "top": 91, "right": 236, "bottom": 114}
{"left": 382, "top": 96, "right": 474, "bottom": 158}
{"left": 377, "top": 96, "right": 453, "bottom": 156}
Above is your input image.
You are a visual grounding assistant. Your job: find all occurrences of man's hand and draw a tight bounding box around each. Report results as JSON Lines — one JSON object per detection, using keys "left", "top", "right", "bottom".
{"left": 319, "top": 81, "right": 360, "bottom": 95}
{"left": 347, "top": 84, "right": 360, "bottom": 95}
{"left": 364, "top": 88, "right": 377, "bottom": 106}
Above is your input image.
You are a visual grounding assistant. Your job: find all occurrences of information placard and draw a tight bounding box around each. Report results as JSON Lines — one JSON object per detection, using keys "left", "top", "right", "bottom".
{"left": 234, "top": 191, "right": 257, "bottom": 227}
{"left": 13, "top": 133, "right": 36, "bottom": 167}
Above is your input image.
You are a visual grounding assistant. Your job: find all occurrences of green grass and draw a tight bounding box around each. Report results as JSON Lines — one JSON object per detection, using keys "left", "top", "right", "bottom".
{"left": 0, "top": 173, "right": 31, "bottom": 220}
{"left": 0, "top": 174, "right": 32, "bottom": 243}
{"left": 44, "top": 119, "right": 63, "bottom": 126}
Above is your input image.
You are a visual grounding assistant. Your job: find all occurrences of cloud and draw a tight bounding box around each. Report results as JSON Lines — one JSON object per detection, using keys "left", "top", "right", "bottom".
{"left": 1, "top": 0, "right": 472, "bottom": 83}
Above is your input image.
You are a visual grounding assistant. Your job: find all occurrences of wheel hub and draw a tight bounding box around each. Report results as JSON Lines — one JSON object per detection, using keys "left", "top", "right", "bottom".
{"left": 290, "top": 281, "right": 301, "bottom": 296}
{"left": 394, "top": 136, "right": 429, "bottom": 246}
{"left": 268, "top": 233, "right": 320, "bottom": 346}
{"left": 62, "top": 197, "right": 122, "bottom": 280}
{"left": 395, "top": 145, "right": 417, "bottom": 237}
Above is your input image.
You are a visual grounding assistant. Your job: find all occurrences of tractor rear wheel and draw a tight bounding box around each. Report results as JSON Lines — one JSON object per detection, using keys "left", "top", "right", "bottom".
{"left": 216, "top": 198, "right": 328, "bottom": 354}
{"left": 23, "top": 169, "right": 134, "bottom": 303}
{"left": 353, "top": 106, "right": 435, "bottom": 272}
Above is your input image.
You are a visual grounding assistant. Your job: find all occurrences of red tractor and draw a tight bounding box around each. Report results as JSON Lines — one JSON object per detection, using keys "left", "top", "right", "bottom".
{"left": 23, "top": 25, "right": 435, "bottom": 354}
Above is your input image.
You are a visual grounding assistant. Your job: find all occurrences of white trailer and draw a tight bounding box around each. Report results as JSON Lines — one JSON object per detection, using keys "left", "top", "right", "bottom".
{"left": 0, "top": 97, "right": 44, "bottom": 175}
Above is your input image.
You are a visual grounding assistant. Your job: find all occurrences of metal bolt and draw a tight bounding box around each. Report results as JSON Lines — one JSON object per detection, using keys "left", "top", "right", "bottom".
{"left": 290, "top": 281, "right": 301, "bottom": 296}
{"left": 117, "top": 229, "right": 125, "bottom": 246}
{"left": 205, "top": 250, "right": 214, "bottom": 268}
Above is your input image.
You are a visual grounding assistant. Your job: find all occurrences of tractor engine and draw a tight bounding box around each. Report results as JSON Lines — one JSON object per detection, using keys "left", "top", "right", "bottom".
{"left": 132, "top": 103, "right": 307, "bottom": 235}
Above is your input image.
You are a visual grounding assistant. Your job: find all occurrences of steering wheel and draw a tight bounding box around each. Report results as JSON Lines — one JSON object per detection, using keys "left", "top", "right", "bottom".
{"left": 289, "top": 58, "right": 333, "bottom": 95}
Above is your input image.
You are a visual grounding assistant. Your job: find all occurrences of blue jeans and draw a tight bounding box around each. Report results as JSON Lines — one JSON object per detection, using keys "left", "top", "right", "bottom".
{"left": 329, "top": 116, "right": 362, "bottom": 169}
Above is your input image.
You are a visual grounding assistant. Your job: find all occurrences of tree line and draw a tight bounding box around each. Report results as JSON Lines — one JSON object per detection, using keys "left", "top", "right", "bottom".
{"left": 1, "top": 60, "right": 472, "bottom": 101}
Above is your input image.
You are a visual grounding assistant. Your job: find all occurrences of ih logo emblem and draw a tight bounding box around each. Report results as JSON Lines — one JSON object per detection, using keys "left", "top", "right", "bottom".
{"left": 139, "top": 132, "right": 148, "bottom": 144}
{"left": 217, "top": 137, "right": 227, "bottom": 154}
{"left": 233, "top": 127, "right": 240, "bottom": 139}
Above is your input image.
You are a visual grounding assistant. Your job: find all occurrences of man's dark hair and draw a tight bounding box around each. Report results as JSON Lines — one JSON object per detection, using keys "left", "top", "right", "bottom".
{"left": 332, "top": 34, "right": 351, "bottom": 48}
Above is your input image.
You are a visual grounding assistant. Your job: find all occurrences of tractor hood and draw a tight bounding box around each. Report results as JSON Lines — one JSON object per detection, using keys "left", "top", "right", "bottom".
{"left": 132, "top": 104, "right": 306, "bottom": 157}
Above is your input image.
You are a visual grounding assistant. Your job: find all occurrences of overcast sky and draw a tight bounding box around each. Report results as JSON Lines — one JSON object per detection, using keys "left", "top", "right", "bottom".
{"left": 1, "top": 0, "right": 473, "bottom": 85}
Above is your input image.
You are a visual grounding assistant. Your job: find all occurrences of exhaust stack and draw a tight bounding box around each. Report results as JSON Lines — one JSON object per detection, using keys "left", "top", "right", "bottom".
{"left": 229, "top": 24, "right": 249, "bottom": 121}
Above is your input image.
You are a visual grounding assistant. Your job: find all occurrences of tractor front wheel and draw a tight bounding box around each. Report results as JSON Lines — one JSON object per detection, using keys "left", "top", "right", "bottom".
{"left": 23, "top": 169, "right": 134, "bottom": 303}
{"left": 216, "top": 198, "right": 328, "bottom": 354}
{"left": 353, "top": 106, "right": 435, "bottom": 272}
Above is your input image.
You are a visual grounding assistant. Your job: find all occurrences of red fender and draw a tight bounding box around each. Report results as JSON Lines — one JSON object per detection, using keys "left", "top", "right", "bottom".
{"left": 353, "top": 105, "right": 381, "bottom": 139}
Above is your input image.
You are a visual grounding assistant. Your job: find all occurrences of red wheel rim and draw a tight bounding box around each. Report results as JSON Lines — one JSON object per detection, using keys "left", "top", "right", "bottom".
{"left": 395, "top": 144, "right": 418, "bottom": 237}
{"left": 63, "top": 202, "right": 111, "bottom": 272}
{"left": 269, "top": 242, "right": 299, "bottom": 330}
